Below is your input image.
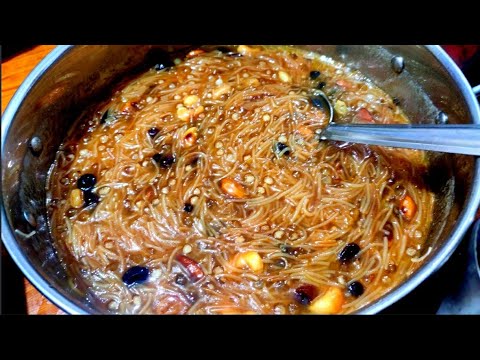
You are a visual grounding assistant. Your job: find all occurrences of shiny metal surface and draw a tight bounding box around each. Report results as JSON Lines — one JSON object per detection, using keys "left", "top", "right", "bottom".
{"left": 473, "top": 85, "right": 480, "bottom": 96}
{"left": 1, "top": 45, "right": 480, "bottom": 314}
{"left": 321, "top": 124, "right": 480, "bottom": 155}
{"left": 435, "top": 111, "right": 449, "bottom": 124}
{"left": 310, "top": 89, "right": 334, "bottom": 123}
{"left": 391, "top": 56, "right": 405, "bottom": 74}
{"left": 475, "top": 220, "right": 480, "bottom": 279}
{"left": 436, "top": 219, "right": 480, "bottom": 314}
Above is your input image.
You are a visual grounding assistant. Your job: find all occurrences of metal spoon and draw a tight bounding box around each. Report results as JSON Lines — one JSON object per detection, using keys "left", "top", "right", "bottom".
{"left": 312, "top": 91, "right": 480, "bottom": 156}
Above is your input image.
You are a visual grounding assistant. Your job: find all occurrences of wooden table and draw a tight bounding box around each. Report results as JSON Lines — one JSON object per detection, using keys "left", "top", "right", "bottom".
{"left": 2, "top": 46, "right": 479, "bottom": 315}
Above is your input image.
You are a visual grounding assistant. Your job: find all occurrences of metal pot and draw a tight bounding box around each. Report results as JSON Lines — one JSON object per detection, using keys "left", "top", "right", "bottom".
{"left": 2, "top": 45, "right": 480, "bottom": 314}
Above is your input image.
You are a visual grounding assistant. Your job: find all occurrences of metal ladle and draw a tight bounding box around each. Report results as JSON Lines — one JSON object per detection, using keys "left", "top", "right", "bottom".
{"left": 313, "top": 89, "right": 480, "bottom": 156}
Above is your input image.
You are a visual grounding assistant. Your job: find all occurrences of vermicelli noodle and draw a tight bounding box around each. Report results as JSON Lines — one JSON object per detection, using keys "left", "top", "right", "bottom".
{"left": 48, "top": 45, "right": 434, "bottom": 314}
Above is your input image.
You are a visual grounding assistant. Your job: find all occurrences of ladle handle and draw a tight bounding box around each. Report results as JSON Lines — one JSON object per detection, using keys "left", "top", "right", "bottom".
{"left": 321, "top": 124, "right": 480, "bottom": 156}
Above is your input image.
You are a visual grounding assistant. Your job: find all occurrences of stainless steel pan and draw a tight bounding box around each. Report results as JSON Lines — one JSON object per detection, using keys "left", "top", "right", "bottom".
{"left": 2, "top": 45, "right": 479, "bottom": 314}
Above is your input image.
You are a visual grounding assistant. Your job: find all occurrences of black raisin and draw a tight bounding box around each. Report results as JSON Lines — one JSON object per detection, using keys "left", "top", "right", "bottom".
{"left": 338, "top": 243, "right": 361, "bottom": 263}
{"left": 83, "top": 191, "right": 100, "bottom": 207}
{"left": 317, "top": 82, "right": 326, "bottom": 90}
{"left": 348, "top": 281, "right": 364, "bottom": 297}
{"left": 310, "top": 71, "right": 321, "bottom": 80}
{"left": 153, "top": 153, "right": 176, "bottom": 168}
{"left": 122, "top": 266, "right": 149, "bottom": 286}
{"left": 77, "top": 174, "right": 96, "bottom": 191}
{"left": 148, "top": 127, "right": 159, "bottom": 137}
{"left": 294, "top": 284, "right": 318, "bottom": 305}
